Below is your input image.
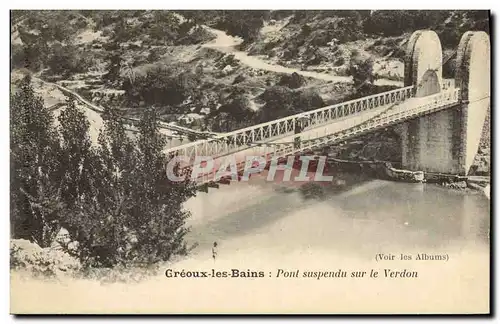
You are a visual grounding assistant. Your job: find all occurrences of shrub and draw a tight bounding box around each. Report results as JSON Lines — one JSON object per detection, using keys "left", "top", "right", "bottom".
{"left": 232, "top": 74, "right": 246, "bottom": 84}
{"left": 47, "top": 43, "right": 93, "bottom": 77}
{"left": 349, "top": 50, "right": 374, "bottom": 87}
{"left": 334, "top": 56, "right": 345, "bottom": 66}
{"left": 212, "top": 11, "right": 268, "bottom": 43}
{"left": 278, "top": 72, "right": 306, "bottom": 89}
{"left": 299, "top": 182, "right": 326, "bottom": 200}
{"left": 294, "top": 89, "right": 325, "bottom": 112}
{"left": 122, "top": 63, "right": 202, "bottom": 107}
{"left": 10, "top": 77, "right": 197, "bottom": 270}
{"left": 10, "top": 239, "right": 81, "bottom": 278}
{"left": 257, "top": 86, "right": 325, "bottom": 122}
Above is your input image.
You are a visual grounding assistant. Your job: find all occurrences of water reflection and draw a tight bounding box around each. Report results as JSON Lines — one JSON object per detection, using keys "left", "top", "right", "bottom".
{"left": 184, "top": 176, "right": 490, "bottom": 257}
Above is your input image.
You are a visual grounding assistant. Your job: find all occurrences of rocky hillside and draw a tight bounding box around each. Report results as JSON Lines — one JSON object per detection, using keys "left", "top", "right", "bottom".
{"left": 192, "top": 10, "right": 489, "bottom": 80}
{"left": 11, "top": 10, "right": 490, "bottom": 175}
{"left": 11, "top": 10, "right": 340, "bottom": 134}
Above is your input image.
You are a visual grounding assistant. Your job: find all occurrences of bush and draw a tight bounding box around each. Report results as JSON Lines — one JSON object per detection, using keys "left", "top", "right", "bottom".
{"left": 334, "top": 57, "right": 345, "bottom": 66}
{"left": 176, "top": 25, "right": 216, "bottom": 45}
{"left": 209, "top": 92, "right": 256, "bottom": 131}
{"left": 294, "top": 89, "right": 325, "bottom": 112}
{"left": 10, "top": 44, "right": 26, "bottom": 70}
{"left": 299, "top": 182, "right": 326, "bottom": 200}
{"left": 47, "top": 43, "right": 93, "bottom": 77}
{"left": 257, "top": 86, "right": 295, "bottom": 122}
{"left": 278, "top": 72, "right": 306, "bottom": 89}
{"left": 212, "top": 11, "right": 268, "bottom": 43}
{"left": 218, "top": 94, "right": 255, "bottom": 123}
{"left": 10, "top": 239, "right": 81, "bottom": 278}
{"left": 257, "top": 86, "right": 325, "bottom": 122}
{"left": 232, "top": 74, "right": 246, "bottom": 84}
{"left": 122, "top": 63, "right": 202, "bottom": 107}
{"left": 349, "top": 50, "right": 374, "bottom": 87}
{"left": 10, "top": 77, "right": 197, "bottom": 270}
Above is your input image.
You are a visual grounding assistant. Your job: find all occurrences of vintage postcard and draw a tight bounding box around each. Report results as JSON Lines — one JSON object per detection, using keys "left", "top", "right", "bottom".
{"left": 10, "top": 9, "right": 491, "bottom": 314}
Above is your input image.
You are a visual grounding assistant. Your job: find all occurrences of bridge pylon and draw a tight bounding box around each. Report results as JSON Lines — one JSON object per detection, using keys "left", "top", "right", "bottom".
{"left": 455, "top": 31, "right": 490, "bottom": 175}
{"left": 399, "top": 30, "right": 490, "bottom": 175}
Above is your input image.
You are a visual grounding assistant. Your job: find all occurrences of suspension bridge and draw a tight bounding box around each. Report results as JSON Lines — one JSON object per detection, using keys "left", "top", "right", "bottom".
{"left": 165, "top": 30, "right": 490, "bottom": 186}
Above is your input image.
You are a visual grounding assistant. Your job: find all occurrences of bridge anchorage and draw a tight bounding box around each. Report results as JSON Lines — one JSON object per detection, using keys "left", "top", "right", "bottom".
{"left": 164, "top": 30, "right": 490, "bottom": 187}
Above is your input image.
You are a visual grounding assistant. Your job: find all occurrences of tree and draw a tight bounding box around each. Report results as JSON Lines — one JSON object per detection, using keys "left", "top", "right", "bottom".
{"left": 210, "top": 94, "right": 255, "bottom": 131}
{"left": 349, "top": 50, "right": 374, "bottom": 88}
{"left": 257, "top": 86, "right": 325, "bottom": 122}
{"left": 148, "top": 11, "right": 181, "bottom": 44}
{"left": 47, "top": 43, "right": 90, "bottom": 77}
{"left": 16, "top": 30, "right": 50, "bottom": 71}
{"left": 62, "top": 105, "right": 197, "bottom": 267}
{"left": 122, "top": 63, "right": 201, "bottom": 107}
{"left": 214, "top": 11, "right": 268, "bottom": 43}
{"left": 10, "top": 74, "right": 63, "bottom": 247}
{"left": 57, "top": 98, "right": 95, "bottom": 208}
{"left": 127, "top": 106, "right": 196, "bottom": 264}
{"left": 278, "top": 72, "right": 306, "bottom": 89}
{"left": 63, "top": 105, "right": 138, "bottom": 267}
{"left": 258, "top": 86, "right": 295, "bottom": 122}
{"left": 103, "top": 41, "right": 123, "bottom": 85}
{"left": 294, "top": 89, "right": 325, "bottom": 112}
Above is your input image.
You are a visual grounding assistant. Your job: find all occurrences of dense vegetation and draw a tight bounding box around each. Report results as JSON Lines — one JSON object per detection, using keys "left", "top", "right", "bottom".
{"left": 182, "top": 10, "right": 489, "bottom": 49}
{"left": 231, "top": 10, "right": 490, "bottom": 69}
{"left": 11, "top": 10, "right": 214, "bottom": 77}
{"left": 10, "top": 75, "right": 196, "bottom": 268}
{"left": 11, "top": 10, "right": 490, "bottom": 131}
{"left": 10, "top": 10, "right": 490, "bottom": 273}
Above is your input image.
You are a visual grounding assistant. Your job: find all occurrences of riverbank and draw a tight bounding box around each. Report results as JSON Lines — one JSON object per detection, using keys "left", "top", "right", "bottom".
{"left": 322, "top": 157, "right": 490, "bottom": 196}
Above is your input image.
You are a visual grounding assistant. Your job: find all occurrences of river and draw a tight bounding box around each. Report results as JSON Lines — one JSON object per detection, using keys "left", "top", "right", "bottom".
{"left": 184, "top": 173, "right": 490, "bottom": 260}
{"left": 11, "top": 173, "right": 490, "bottom": 314}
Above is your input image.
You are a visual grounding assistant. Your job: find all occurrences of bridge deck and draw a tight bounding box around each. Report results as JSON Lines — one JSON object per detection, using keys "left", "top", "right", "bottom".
{"left": 166, "top": 86, "right": 460, "bottom": 185}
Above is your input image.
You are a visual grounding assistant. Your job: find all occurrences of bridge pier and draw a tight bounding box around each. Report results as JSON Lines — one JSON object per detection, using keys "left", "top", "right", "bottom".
{"left": 400, "top": 30, "right": 490, "bottom": 175}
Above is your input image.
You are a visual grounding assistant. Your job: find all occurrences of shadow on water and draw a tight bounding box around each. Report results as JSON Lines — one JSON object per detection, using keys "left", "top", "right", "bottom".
{"left": 185, "top": 164, "right": 490, "bottom": 256}
{"left": 186, "top": 189, "right": 311, "bottom": 253}
{"left": 185, "top": 168, "right": 376, "bottom": 254}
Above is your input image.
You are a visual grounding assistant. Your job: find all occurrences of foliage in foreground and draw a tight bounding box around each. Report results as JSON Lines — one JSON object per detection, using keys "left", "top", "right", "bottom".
{"left": 10, "top": 75, "right": 197, "bottom": 268}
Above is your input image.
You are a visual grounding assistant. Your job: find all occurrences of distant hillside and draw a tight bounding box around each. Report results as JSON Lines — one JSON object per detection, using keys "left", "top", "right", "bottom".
{"left": 10, "top": 10, "right": 490, "bottom": 135}
{"left": 10, "top": 10, "right": 490, "bottom": 174}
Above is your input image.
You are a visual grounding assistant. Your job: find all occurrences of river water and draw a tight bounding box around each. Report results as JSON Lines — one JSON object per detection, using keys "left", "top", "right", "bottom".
{"left": 184, "top": 174, "right": 490, "bottom": 260}
{"left": 11, "top": 173, "right": 490, "bottom": 314}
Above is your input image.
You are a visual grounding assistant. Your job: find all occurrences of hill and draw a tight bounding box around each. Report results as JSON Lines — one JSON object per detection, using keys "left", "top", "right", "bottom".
{"left": 10, "top": 10, "right": 490, "bottom": 175}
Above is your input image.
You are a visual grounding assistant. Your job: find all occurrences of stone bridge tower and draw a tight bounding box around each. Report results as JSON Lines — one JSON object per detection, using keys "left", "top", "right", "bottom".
{"left": 399, "top": 30, "right": 490, "bottom": 175}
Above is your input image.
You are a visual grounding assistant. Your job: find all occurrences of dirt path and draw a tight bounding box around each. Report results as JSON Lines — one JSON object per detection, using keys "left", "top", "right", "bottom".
{"left": 202, "top": 27, "right": 352, "bottom": 84}
{"left": 202, "top": 26, "right": 403, "bottom": 87}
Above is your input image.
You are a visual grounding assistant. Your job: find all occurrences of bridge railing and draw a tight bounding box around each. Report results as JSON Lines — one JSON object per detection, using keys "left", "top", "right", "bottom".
{"left": 299, "top": 86, "right": 414, "bottom": 130}
{"left": 357, "top": 88, "right": 461, "bottom": 131}
{"left": 165, "top": 86, "right": 414, "bottom": 161}
{"left": 189, "top": 88, "right": 459, "bottom": 185}
{"left": 265, "top": 88, "right": 461, "bottom": 162}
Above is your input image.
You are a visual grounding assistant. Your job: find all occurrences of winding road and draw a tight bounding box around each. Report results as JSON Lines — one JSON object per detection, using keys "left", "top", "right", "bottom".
{"left": 201, "top": 26, "right": 403, "bottom": 87}
{"left": 29, "top": 16, "right": 404, "bottom": 149}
